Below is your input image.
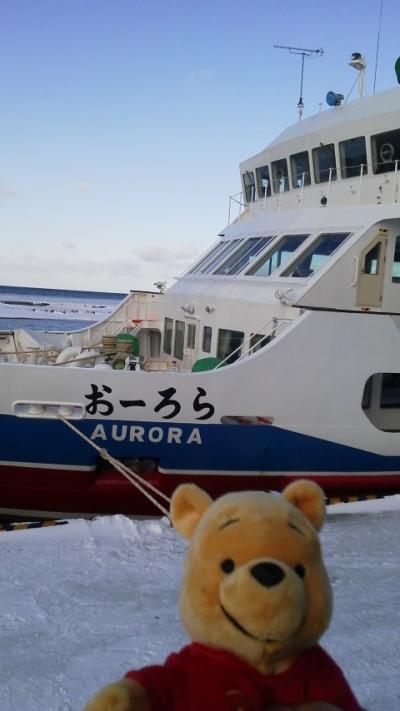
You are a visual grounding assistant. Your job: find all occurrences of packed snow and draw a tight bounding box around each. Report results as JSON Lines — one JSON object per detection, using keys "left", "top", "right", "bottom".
{"left": 0, "top": 497, "right": 399, "bottom": 710}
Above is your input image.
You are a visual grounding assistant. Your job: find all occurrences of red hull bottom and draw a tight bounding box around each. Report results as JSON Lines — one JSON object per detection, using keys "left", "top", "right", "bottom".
{"left": 0, "top": 465, "right": 400, "bottom": 518}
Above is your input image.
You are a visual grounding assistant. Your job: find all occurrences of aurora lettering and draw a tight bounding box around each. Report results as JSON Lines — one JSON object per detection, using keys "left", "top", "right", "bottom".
{"left": 90, "top": 424, "right": 203, "bottom": 445}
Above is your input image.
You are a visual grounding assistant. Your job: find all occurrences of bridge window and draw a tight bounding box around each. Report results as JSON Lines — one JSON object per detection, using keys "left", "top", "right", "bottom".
{"left": 174, "top": 320, "right": 185, "bottom": 360}
{"left": 246, "top": 234, "right": 309, "bottom": 277}
{"left": 214, "top": 236, "right": 272, "bottom": 275}
{"left": 256, "top": 165, "right": 271, "bottom": 198}
{"left": 242, "top": 171, "right": 255, "bottom": 202}
{"left": 163, "top": 318, "right": 173, "bottom": 355}
{"left": 371, "top": 129, "right": 400, "bottom": 174}
{"left": 392, "top": 236, "right": 400, "bottom": 282}
{"left": 202, "top": 326, "right": 212, "bottom": 353}
{"left": 189, "top": 242, "right": 229, "bottom": 274}
{"left": 282, "top": 232, "right": 350, "bottom": 278}
{"left": 290, "top": 151, "right": 311, "bottom": 188}
{"left": 271, "top": 159, "right": 289, "bottom": 193}
{"left": 339, "top": 136, "right": 368, "bottom": 178}
{"left": 200, "top": 239, "right": 241, "bottom": 274}
{"left": 217, "top": 329, "right": 244, "bottom": 364}
{"left": 312, "top": 144, "right": 337, "bottom": 183}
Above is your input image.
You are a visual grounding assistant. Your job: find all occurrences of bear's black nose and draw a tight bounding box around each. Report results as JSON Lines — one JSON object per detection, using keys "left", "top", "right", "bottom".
{"left": 250, "top": 562, "right": 285, "bottom": 587}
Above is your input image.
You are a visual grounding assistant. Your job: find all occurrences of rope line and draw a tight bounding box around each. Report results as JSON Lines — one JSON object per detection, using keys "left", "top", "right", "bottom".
{"left": 57, "top": 414, "right": 171, "bottom": 518}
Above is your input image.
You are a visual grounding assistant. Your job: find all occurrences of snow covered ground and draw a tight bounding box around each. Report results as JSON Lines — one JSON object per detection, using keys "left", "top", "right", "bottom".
{"left": 0, "top": 497, "right": 399, "bottom": 711}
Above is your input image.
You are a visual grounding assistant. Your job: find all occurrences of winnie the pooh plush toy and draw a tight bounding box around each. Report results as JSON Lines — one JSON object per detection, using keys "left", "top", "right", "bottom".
{"left": 83, "top": 480, "right": 363, "bottom": 710}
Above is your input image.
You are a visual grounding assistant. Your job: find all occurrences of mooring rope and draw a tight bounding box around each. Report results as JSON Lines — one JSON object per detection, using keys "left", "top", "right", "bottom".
{"left": 57, "top": 414, "right": 171, "bottom": 518}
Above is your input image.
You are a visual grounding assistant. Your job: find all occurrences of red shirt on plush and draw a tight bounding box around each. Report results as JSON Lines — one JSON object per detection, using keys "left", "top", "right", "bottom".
{"left": 125, "top": 642, "right": 362, "bottom": 710}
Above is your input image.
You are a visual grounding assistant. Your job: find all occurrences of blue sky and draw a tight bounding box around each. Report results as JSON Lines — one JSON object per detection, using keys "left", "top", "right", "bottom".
{"left": 1, "top": 0, "right": 400, "bottom": 292}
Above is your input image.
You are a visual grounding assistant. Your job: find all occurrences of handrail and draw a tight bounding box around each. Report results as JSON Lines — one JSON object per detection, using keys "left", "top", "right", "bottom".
{"left": 236, "top": 159, "right": 400, "bottom": 210}
{"left": 228, "top": 191, "right": 246, "bottom": 225}
{"left": 214, "top": 316, "right": 293, "bottom": 369}
{"left": 350, "top": 256, "right": 360, "bottom": 287}
{"left": 67, "top": 293, "right": 164, "bottom": 348}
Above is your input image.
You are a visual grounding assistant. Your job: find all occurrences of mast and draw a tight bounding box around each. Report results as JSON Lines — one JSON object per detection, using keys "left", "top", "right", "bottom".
{"left": 274, "top": 44, "right": 324, "bottom": 120}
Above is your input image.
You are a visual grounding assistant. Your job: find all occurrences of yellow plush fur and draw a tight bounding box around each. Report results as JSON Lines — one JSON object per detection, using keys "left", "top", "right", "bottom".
{"left": 84, "top": 480, "right": 335, "bottom": 710}
{"left": 172, "top": 480, "right": 331, "bottom": 675}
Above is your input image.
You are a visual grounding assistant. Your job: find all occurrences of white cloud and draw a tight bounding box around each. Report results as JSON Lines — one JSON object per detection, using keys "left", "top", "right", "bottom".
{"left": 71, "top": 182, "right": 91, "bottom": 193}
{"left": 133, "top": 245, "right": 195, "bottom": 264}
{"left": 0, "top": 186, "right": 19, "bottom": 203}
{"left": 0, "top": 249, "right": 194, "bottom": 292}
{"left": 62, "top": 241, "right": 77, "bottom": 251}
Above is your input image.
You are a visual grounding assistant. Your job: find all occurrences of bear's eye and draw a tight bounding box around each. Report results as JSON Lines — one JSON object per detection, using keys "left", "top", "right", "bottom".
{"left": 294, "top": 564, "right": 306, "bottom": 579}
{"left": 220, "top": 558, "right": 235, "bottom": 574}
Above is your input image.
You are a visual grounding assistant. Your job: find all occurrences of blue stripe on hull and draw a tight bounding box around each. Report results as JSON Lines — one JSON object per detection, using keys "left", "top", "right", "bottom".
{"left": 1, "top": 414, "right": 400, "bottom": 472}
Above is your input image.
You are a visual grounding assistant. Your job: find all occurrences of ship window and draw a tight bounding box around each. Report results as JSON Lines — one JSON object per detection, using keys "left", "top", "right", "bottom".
{"left": 362, "top": 376, "right": 372, "bottom": 409}
{"left": 271, "top": 159, "right": 289, "bottom": 193}
{"left": 164, "top": 318, "right": 173, "bottom": 355}
{"left": 371, "top": 129, "right": 400, "bottom": 174}
{"left": 174, "top": 320, "right": 185, "bottom": 360}
{"left": 214, "top": 236, "right": 272, "bottom": 275}
{"left": 362, "top": 373, "right": 400, "bottom": 431}
{"left": 249, "top": 333, "right": 271, "bottom": 353}
{"left": 246, "top": 234, "right": 309, "bottom": 277}
{"left": 200, "top": 239, "right": 241, "bottom": 274}
{"left": 256, "top": 165, "right": 271, "bottom": 198}
{"left": 282, "top": 232, "right": 350, "bottom": 278}
{"left": 381, "top": 373, "right": 400, "bottom": 408}
{"left": 364, "top": 243, "right": 380, "bottom": 275}
{"left": 187, "top": 323, "right": 196, "bottom": 349}
{"left": 203, "top": 326, "right": 212, "bottom": 353}
{"left": 392, "top": 236, "right": 400, "bottom": 282}
{"left": 242, "top": 171, "right": 256, "bottom": 202}
{"left": 217, "top": 329, "right": 244, "bottom": 364}
{"left": 290, "top": 151, "right": 311, "bottom": 188}
{"left": 339, "top": 136, "right": 368, "bottom": 178}
{"left": 312, "top": 144, "right": 337, "bottom": 183}
{"left": 189, "top": 241, "right": 229, "bottom": 274}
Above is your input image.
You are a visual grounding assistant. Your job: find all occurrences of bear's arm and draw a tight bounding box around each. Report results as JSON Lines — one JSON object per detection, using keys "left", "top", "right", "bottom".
{"left": 83, "top": 677, "right": 150, "bottom": 711}
{"left": 305, "top": 648, "right": 363, "bottom": 711}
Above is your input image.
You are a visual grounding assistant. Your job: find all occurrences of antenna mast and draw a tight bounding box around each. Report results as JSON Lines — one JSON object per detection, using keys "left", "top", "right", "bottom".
{"left": 373, "top": 0, "right": 384, "bottom": 93}
{"left": 274, "top": 44, "right": 324, "bottom": 120}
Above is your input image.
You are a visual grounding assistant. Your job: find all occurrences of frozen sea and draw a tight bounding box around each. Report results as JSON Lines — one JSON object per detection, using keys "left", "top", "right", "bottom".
{"left": 0, "top": 497, "right": 399, "bottom": 711}
{"left": 0, "top": 284, "right": 127, "bottom": 332}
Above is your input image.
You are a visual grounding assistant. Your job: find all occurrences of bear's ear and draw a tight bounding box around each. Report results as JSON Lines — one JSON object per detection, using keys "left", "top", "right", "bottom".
{"left": 282, "top": 480, "right": 326, "bottom": 531}
{"left": 170, "top": 484, "right": 213, "bottom": 540}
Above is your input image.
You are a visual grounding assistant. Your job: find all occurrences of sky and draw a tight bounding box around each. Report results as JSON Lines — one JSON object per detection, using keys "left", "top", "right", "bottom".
{"left": 2, "top": 0, "right": 400, "bottom": 293}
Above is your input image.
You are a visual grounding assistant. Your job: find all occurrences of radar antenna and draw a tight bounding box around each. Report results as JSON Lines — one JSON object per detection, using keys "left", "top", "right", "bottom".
{"left": 274, "top": 44, "right": 324, "bottom": 120}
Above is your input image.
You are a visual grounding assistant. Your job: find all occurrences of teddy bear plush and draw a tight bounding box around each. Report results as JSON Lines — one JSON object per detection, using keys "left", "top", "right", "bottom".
{"left": 83, "top": 480, "right": 363, "bottom": 711}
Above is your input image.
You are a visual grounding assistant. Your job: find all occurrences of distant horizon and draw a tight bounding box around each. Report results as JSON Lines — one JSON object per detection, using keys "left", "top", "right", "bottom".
{"left": 0, "top": 283, "right": 128, "bottom": 297}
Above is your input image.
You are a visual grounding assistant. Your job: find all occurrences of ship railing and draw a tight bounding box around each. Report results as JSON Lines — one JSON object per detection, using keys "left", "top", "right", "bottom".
{"left": 214, "top": 316, "right": 293, "bottom": 369}
{"left": 228, "top": 191, "right": 247, "bottom": 225}
{"left": 66, "top": 292, "right": 164, "bottom": 348}
{"left": 234, "top": 159, "right": 400, "bottom": 214}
